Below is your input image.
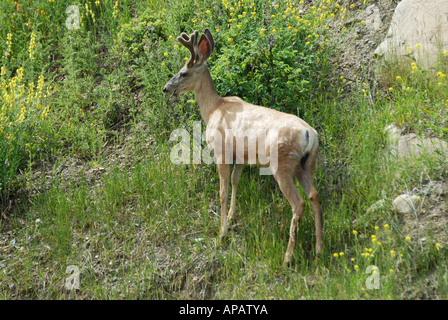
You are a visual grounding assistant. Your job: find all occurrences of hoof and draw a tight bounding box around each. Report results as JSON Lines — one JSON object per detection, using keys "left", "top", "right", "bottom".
{"left": 283, "top": 254, "right": 294, "bottom": 268}
{"left": 218, "top": 231, "right": 228, "bottom": 246}
{"left": 226, "top": 213, "right": 237, "bottom": 225}
{"left": 316, "top": 244, "right": 323, "bottom": 255}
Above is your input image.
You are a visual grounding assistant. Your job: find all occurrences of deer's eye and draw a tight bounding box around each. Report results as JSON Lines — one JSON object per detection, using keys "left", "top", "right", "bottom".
{"left": 180, "top": 71, "right": 188, "bottom": 78}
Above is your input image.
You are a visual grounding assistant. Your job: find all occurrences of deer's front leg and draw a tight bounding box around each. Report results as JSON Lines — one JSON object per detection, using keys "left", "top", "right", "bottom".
{"left": 217, "top": 163, "right": 230, "bottom": 240}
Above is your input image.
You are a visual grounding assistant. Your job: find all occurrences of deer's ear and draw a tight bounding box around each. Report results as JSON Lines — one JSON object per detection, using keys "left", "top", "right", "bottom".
{"left": 197, "top": 34, "right": 212, "bottom": 64}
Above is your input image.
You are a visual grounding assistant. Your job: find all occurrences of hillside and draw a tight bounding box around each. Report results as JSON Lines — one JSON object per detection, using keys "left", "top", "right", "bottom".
{"left": 1, "top": 0, "right": 447, "bottom": 300}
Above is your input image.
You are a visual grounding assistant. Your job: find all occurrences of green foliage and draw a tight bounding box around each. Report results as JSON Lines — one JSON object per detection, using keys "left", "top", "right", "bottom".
{"left": 115, "top": 9, "right": 170, "bottom": 61}
{"left": 383, "top": 60, "right": 448, "bottom": 139}
{"left": 0, "top": 0, "right": 135, "bottom": 194}
{"left": 200, "top": 0, "right": 337, "bottom": 113}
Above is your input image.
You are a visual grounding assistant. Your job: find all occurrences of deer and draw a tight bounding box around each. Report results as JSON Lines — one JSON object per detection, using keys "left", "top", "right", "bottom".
{"left": 162, "top": 29, "right": 323, "bottom": 265}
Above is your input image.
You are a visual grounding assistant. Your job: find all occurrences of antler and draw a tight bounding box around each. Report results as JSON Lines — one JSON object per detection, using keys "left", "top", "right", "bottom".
{"left": 177, "top": 30, "right": 199, "bottom": 67}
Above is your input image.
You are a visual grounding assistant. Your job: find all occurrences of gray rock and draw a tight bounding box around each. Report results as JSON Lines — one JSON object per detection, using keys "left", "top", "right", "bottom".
{"left": 392, "top": 133, "right": 448, "bottom": 162}
{"left": 385, "top": 125, "right": 448, "bottom": 163}
{"left": 375, "top": 0, "right": 448, "bottom": 69}
{"left": 393, "top": 194, "right": 422, "bottom": 214}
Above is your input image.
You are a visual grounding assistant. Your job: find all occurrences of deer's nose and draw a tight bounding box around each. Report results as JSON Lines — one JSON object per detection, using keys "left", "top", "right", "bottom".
{"left": 162, "top": 86, "right": 168, "bottom": 94}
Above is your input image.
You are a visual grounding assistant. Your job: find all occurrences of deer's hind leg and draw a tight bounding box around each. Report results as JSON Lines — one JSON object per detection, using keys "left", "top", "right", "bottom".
{"left": 274, "top": 169, "right": 306, "bottom": 266}
{"left": 295, "top": 152, "right": 323, "bottom": 254}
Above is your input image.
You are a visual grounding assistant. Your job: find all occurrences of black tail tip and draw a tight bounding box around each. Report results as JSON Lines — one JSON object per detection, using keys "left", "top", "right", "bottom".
{"left": 300, "top": 152, "right": 310, "bottom": 170}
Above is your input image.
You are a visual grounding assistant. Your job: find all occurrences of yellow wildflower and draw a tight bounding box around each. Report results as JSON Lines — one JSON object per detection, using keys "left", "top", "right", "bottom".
{"left": 29, "top": 31, "right": 37, "bottom": 60}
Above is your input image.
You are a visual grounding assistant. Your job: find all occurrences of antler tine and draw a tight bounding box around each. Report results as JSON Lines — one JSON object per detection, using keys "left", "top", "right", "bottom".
{"left": 177, "top": 30, "right": 199, "bottom": 67}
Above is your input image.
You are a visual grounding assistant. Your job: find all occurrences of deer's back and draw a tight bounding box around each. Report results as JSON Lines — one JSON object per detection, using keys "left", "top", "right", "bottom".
{"left": 205, "top": 97, "right": 317, "bottom": 159}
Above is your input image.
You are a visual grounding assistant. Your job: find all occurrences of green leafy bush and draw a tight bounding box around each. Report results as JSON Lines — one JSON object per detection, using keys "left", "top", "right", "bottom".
{"left": 192, "top": 0, "right": 339, "bottom": 113}
{"left": 119, "top": 0, "right": 341, "bottom": 116}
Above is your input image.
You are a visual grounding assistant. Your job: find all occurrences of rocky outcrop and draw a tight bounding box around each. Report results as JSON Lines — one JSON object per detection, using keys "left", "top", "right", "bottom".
{"left": 385, "top": 124, "right": 448, "bottom": 163}
{"left": 375, "top": 0, "right": 448, "bottom": 69}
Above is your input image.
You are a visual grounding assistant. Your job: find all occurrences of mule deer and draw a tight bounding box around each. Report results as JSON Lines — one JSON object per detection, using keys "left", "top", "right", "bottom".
{"left": 163, "top": 29, "right": 323, "bottom": 265}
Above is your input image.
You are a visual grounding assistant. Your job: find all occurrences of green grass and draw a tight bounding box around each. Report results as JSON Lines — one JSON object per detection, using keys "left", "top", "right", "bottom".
{"left": 1, "top": 0, "right": 447, "bottom": 299}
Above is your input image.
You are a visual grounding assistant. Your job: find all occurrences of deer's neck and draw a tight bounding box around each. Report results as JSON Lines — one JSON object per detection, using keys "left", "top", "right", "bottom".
{"left": 194, "top": 67, "right": 221, "bottom": 125}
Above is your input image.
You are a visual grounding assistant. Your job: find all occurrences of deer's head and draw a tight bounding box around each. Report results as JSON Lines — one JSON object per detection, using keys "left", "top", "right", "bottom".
{"left": 162, "top": 29, "right": 215, "bottom": 101}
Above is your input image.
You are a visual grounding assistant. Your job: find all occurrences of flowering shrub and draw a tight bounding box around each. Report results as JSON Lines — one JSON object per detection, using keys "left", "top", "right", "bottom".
{"left": 0, "top": 66, "right": 54, "bottom": 192}
{"left": 0, "top": 0, "right": 133, "bottom": 194}
{"left": 197, "top": 0, "right": 340, "bottom": 113}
